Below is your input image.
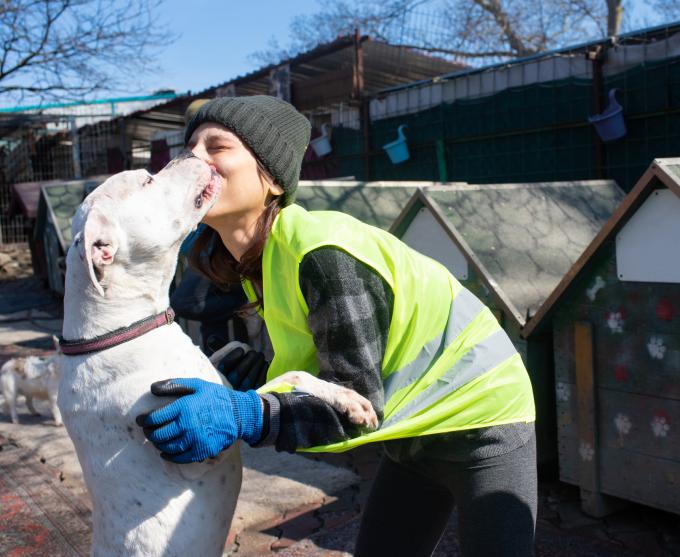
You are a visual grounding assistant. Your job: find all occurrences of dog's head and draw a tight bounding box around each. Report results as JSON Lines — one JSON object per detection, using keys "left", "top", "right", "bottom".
{"left": 69, "top": 155, "right": 220, "bottom": 297}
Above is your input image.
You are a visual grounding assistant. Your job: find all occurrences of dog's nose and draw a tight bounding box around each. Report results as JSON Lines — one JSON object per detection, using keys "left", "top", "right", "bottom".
{"left": 176, "top": 149, "right": 198, "bottom": 161}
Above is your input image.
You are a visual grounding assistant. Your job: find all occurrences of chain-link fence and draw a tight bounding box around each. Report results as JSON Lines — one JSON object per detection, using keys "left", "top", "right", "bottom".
{"left": 0, "top": 93, "right": 179, "bottom": 245}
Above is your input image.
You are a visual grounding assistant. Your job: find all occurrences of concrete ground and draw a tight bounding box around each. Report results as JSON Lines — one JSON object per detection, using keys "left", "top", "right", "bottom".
{"left": 1, "top": 259, "right": 680, "bottom": 556}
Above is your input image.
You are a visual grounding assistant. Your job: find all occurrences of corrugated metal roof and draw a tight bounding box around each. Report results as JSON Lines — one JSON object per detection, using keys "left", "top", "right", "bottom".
{"left": 422, "top": 180, "right": 625, "bottom": 324}
{"left": 119, "top": 35, "right": 465, "bottom": 141}
{"left": 205, "top": 36, "right": 464, "bottom": 99}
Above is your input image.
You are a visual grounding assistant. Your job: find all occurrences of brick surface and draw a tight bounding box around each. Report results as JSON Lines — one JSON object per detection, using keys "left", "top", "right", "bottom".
{"left": 227, "top": 530, "right": 277, "bottom": 556}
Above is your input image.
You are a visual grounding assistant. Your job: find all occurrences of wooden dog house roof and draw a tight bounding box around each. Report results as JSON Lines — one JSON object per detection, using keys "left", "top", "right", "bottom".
{"left": 523, "top": 158, "right": 680, "bottom": 337}
{"left": 391, "top": 180, "right": 625, "bottom": 328}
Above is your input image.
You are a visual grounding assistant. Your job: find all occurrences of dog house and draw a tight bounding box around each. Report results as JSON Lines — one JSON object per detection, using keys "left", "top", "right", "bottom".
{"left": 35, "top": 178, "right": 107, "bottom": 294}
{"left": 390, "top": 181, "right": 625, "bottom": 466}
{"left": 524, "top": 159, "right": 680, "bottom": 516}
{"left": 295, "top": 180, "right": 440, "bottom": 229}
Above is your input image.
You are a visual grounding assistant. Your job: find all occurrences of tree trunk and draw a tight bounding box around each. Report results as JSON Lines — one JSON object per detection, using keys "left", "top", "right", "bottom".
{"left": 606, "top": 0, "right": 623, "bottom": 36}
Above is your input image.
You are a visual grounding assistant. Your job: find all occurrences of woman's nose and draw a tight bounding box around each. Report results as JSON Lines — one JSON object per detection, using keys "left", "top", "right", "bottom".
{"left": 190, "top": 143, "right": 207, "bottom": 160}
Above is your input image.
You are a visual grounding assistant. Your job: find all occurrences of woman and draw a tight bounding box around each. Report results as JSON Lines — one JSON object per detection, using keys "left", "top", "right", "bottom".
{"left": 138, "top": 96, "right": 538, "bottom": 556}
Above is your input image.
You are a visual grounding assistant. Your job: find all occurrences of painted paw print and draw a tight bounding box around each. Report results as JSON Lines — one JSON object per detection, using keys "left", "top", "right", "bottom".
{"left": 647, "top": 337, "right": 666, "bottom": 360}
{"left": 651, "top": 414, "right": 670, "bottom": 438}
{"left": 579, "top": 441, "right": 594, "bottom": 461}
{"left": 555, "top": 382, "right": 570, "bottom": 402}
{"left": 586, "top": 276, "right": 605, "bottom": 301}
{"left": 614, "top": 413, "right": 632, "bottom": 435}
{"left": 606, "top": 311, "right": 624, "bottom": 334}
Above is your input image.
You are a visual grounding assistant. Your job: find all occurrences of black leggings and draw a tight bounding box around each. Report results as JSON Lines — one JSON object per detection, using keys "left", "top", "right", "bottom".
{"left": 354, "top": 431, "right": 537, "bottom": 557}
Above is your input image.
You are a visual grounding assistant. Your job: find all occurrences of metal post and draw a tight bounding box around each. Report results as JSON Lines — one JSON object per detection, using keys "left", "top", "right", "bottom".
{"left": 69, "top": 116, "right": 82, "bottom": 179}
{"left": 353, "top": 29, "right": 370, "bottom": 181}
{"left": 588, "top": 45, "right": 607, "bottom": 179}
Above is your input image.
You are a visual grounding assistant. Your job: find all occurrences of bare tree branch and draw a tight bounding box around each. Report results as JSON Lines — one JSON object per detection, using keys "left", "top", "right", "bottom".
{"left": 0, "top": 0, "right": 177, "bottom": 105}
{"left": 254, "top": 0, "right": 669, "bottom": 68}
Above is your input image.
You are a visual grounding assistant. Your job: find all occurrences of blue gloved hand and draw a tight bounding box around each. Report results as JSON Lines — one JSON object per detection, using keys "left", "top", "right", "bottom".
{"left": 136, "top": 378, "right": 263, "bottom": 464}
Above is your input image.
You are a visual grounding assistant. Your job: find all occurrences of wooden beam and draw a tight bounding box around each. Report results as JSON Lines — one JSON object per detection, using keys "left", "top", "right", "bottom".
{"left": 574, "top": 321, "right": 627, "bottom": 517}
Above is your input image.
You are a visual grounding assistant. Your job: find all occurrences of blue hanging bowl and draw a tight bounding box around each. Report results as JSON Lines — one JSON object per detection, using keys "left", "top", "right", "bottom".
{"left": 589, "top": 89, "right": 626, "bottom": 142}
{"left": 383, "top": 124, "right": 410, "bottom": 164}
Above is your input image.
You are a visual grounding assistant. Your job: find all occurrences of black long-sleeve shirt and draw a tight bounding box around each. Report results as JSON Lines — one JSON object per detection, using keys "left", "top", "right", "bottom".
{"left": 257, "top": 246, "right": 392, "bottom": 452}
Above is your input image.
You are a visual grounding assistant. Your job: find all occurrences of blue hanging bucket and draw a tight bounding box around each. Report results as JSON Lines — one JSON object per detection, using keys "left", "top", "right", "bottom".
{"left": 383, "top": 124, "right": 410, "bottom": 164}
{"left": 310, "top": 123, "right": 332, "bottom": 157}
{"left": 588, "top": 89, "right": 626, "bottom": 142}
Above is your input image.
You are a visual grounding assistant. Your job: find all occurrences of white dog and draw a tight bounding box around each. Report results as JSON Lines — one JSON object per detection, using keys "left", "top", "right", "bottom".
{"left": 1, "top": 336, "right": 62, "bottom": 426}
{"left": 59, "top": 155, "right": 377, "bottom": 557}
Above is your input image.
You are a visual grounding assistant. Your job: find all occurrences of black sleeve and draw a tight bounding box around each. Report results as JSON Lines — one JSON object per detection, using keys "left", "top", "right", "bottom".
{"left": 266, "top": 246, "right": 393, "bottom": 453}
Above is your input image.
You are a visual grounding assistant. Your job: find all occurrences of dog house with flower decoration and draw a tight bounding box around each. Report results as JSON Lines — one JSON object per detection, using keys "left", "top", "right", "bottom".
{"left": 524, "top": 158, "right": 680, "bottom": 516}
{"left": 390, "top": 180, "right": 625, "bottom": 467}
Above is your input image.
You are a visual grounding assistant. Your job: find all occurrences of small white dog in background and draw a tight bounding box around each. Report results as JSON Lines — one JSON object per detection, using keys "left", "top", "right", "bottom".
{"left": 1, "top": 335, "right": 63, "bottom": 426}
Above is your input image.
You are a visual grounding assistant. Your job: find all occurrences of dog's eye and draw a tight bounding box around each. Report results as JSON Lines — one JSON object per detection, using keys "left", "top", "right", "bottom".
{"left": 143, "top": 175, "right": 153, "bottom": 187}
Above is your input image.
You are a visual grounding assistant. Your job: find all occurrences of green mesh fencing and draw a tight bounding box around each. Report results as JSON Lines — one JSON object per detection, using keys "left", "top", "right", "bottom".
{"left": 323, "top": 55, "right": 680, "bottom": 192}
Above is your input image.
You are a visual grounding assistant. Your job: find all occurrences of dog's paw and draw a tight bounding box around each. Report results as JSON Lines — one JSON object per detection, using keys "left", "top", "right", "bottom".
{"left": 337, "top": 388, "right": 379, "bottom": 430}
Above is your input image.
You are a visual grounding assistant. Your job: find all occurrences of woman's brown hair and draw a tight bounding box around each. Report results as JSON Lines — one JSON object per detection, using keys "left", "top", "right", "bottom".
{"left": 188, "top": 160, "right": 283, "bottom": 310}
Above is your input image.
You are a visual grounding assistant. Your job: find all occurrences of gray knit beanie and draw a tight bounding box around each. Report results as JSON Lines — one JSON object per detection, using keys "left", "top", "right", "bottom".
{"left": 185, "top": 95, "right": 311, "bottom": 206}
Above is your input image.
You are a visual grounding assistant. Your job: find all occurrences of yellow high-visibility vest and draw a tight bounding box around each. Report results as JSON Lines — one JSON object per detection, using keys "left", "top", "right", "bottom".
{"left": 245, "top": 204, "right": 535, "bottom": 453}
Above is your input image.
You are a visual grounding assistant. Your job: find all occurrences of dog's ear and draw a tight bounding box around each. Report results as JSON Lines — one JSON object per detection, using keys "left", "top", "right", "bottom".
{"left": 82, "top": 208, "right": 119, "bottom": 296}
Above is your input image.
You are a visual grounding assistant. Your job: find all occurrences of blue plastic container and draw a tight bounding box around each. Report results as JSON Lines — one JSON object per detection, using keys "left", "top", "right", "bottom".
{"left": 383, "top": 125, "right": 410, "bottom": 164}
{"left": 310, "top": 123, "right": 332, "bottom": 157}
{"left": 589, "top": 89, "right": 626, "bottom": 142}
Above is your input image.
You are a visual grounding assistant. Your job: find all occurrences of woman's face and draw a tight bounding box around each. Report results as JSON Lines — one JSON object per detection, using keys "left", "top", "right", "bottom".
{"left": 187, "top": 123, "right": 283, "bottom": 225}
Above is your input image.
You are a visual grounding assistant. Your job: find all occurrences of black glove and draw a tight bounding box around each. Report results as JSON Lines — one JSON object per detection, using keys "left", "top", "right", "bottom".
{"left": 216, "top": 346, "right": 268, "bottom": 392}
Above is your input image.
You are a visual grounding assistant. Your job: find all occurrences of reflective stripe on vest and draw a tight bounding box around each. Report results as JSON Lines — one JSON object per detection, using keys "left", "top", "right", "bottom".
{"left": 383, "top": 287, "right": 486, "bottom": 403}
{"left": 384, "top": 327, "right": 519, "bottom": 428}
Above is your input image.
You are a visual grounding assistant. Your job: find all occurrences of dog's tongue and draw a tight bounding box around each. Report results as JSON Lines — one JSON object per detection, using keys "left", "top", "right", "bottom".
{"left": 202, "top": 179, "right": 217, "bottom": 200}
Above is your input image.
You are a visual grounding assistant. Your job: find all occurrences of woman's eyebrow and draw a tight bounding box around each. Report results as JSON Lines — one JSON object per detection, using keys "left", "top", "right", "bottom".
{"left": 204, "top": 134, "right": 235, "bottom": 144}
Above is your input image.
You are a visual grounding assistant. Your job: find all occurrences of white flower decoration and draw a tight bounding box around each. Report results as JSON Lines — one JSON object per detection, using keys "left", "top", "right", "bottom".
{"left": 579, "top": 441, "right": 594, "bottom": 461}
{"left": 606, "top": 311, "right": 624, "bottom": 334}
{"left": 647, "top": 337, "right": 666, "bottom": 360}
{"left": 555, "top": 382, "right": 570, "bottom": 402}
{"left": 614, "top": 413, "right": 632, "bottom": 435}
{"left": 651, "top": 415, "right": 670, "bottom": 438}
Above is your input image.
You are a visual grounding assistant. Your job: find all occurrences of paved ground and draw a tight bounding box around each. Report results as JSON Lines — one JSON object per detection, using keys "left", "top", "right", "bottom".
{"left": 1, "top": 260, "right": 680, "bottom": 556}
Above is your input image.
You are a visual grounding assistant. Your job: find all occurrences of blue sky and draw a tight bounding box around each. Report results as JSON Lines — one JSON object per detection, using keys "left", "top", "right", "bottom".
{"left": 151, "top": 0, "right": 320, "bottom": 95}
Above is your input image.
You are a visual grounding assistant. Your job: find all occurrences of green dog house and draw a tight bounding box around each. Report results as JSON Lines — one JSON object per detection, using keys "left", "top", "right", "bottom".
{"left": 390, "top": 181, "right": 625, "bottom": 466}
{"left": 524, "top": 159, "right": 680, "bottom": 516}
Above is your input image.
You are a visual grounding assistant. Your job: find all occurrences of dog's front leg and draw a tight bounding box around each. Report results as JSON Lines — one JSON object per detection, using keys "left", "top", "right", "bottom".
{"left": 49, "top": 393, "right": 63, "bottom": 427}
{"left": 265, "top": 372, "right": 379, "bottom": 430}
{"left": 1, "top": 374, "right": 19, "bottom": 424}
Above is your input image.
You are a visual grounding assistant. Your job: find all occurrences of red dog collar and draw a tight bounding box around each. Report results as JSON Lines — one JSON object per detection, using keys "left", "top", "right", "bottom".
{"left": 60, "top": 308, "right": 175, "bottom": 356}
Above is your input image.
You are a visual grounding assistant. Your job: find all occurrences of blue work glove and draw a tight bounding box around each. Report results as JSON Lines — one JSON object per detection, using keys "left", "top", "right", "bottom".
{"left": 216, "top": 346, "right": 268, "bottom": 391}
{"left": 136, "top": 378, "right": 263, "bottom": 464}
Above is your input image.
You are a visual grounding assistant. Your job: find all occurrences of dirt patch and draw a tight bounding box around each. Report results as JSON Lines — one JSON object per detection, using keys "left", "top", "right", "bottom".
{"left": 0, "top": 243, "right": 33, "bottom": 281}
